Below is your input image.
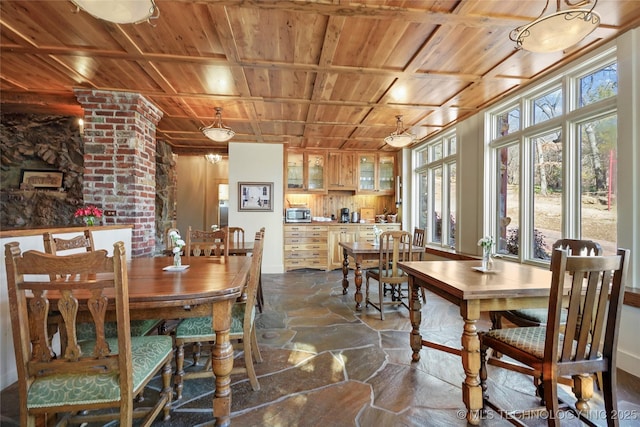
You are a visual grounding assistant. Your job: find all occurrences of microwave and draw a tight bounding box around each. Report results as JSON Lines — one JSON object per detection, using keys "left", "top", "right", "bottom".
{"left": 285, "top": 208, "right": 311, "bottom": 223}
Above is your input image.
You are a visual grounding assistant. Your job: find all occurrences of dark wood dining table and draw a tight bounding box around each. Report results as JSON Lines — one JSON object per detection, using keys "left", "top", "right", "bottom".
{"left": 398, "top": 259, "right": 560, "bottom": 426}
{"left": 338, "top": 240, "right": 425, "bottom": 311}
{"left": 50, "top": 255, "right": 251, "bottom": 427}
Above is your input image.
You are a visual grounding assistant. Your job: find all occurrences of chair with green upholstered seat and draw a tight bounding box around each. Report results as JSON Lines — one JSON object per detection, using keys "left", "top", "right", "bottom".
{"left": 174, "top": 229, "right": 265, "bottom": 399}
{"left": 43, "top": 231, "right": 164, "bottom": 344}
{"left": 4, "top": 241, "right": 173, "bottom": 426}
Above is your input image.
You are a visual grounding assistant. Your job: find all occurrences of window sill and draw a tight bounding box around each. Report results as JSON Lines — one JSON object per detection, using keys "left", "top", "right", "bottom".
{"left": 425, "top": 246, "right": 640, "bottom": 308}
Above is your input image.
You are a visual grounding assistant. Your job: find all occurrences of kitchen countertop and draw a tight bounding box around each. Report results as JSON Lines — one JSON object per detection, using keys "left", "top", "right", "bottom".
{"left": 286, "top": 221, "right": 400, "bottom": 225}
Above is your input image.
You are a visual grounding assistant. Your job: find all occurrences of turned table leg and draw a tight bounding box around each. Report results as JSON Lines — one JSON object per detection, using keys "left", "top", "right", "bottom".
{"left": 460, "top": 301, "right": 482, "bottom": 426}
{"left": 353, "top": 257, "right": 363, "bottom": 311}
{"left": 409, "top": 276, "right": 423, "bottom": 362}
{"left": 211, "top": 299, "right": 234, "bottom": 427}
{"left": 341, "top": 247, "right": 349, "bottom": 295}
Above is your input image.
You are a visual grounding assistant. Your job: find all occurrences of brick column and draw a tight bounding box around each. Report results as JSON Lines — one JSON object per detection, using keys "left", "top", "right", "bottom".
{"left": 74, "top": 89, "right": 163, "bottom": 257}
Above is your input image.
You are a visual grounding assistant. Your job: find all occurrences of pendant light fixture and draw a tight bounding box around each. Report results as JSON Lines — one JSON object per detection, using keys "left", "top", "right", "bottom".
{"left": 205, "top": 153, "right": 222, "bottom": 164}
{"left": 201, "top": 107, "right": 235, "bottom": 143}
{"left": 510, "top": 0, "right": 600, "bottom": 53}
{"left": 384, "top": 115, "right": 415, "bottom": 148}
{"left": 71, "top": 0, "right": 159, "bottom": 25}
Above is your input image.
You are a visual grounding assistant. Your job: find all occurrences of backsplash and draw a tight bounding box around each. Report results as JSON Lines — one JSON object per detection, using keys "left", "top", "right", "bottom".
{"left": 285, "top": 193, "right": 398, "bottom": 221}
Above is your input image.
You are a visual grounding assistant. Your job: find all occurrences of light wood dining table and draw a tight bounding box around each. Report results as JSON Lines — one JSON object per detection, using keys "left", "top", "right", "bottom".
{"left": 49, "top": 255, "right": 251, "bottom": 427}
{"left": 338, "top": 240, "right": 425, "bottom": 311}
{"left": 398, "top": 259, "right": 560, "bottom": 426}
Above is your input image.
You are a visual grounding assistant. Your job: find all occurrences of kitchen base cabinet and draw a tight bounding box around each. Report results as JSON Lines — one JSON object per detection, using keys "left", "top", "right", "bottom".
{"left": 328, "top": 226, "right": 358, "bottom": 270}
{"left": 284, "top": 223, "right": 401, "bottom": 272}
{"left": 357, "top": 224, "right": 400, "bottom": 268}
{"left": 284, "top": 225, "right": 329, "bottom": 271}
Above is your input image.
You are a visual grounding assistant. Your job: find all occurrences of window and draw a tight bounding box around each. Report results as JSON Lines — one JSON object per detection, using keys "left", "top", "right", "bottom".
{"left": 487, "top": 56, "right": 618, "bottom": 262}
{"left": 415, "top": 133, "right": 457, "bottom": 248}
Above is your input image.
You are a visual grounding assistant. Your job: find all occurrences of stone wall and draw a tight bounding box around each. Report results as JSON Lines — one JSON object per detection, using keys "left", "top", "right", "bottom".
{"left": 0, "top": 112, "right": 176, "bottom": 255}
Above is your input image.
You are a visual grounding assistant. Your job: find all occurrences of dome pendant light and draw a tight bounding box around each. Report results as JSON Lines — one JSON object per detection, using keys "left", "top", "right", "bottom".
{"left": 201, "top": 107, "right": 235, "bottom": 142}
{"left": 384, "top": 115, "right": 415, "bottom": 148}
{"left": 510, "top": 0, "right": 600, "bottom": 53}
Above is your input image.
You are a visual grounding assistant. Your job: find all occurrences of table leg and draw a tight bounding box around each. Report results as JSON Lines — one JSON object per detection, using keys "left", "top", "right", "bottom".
{"left": 408, "top": 276, "right": 423, "bottom": 362}
{"left": 211, "top": 300, "right": 234, "bottom": 427}
{"left": 341, "top": 247, "right": 349, "bottom": 295}
{"left": 353, "top": 257, "right": 363, "bottom": 311}
{"left": 460, "top": 301, "right": 482, "bottom": 426}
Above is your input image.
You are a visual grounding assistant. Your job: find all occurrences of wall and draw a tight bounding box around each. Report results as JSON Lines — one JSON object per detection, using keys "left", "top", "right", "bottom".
{"left": 0, "top": 226, "right": 133, "bottom": 389}
{"left": 614, "top": 28, "right": 640, "bottom": 377}
{"left": 0, "top": 112, "right": 177, "bottom": 255}
{"left": 229, "top": 142, "right": 284, "bottom": 274}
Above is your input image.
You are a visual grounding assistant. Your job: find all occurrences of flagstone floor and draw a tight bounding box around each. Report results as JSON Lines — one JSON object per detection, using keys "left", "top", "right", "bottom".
{"left": 2, "top": 268, "right": 639, "bottom": 426}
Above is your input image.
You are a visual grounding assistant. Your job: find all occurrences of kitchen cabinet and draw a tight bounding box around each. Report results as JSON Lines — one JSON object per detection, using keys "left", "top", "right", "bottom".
{"left": 357, "top": 153, "right": 395, "bottom": 195}
{"left": 357, "top": 223, "right": 400, "bottom": 268}
{"left": 286, "top": 151, "right": 327, "bottom": 193}
{"left": 284, "top": 225, "right": 329, "bottom": 271}
{"left": 328, "top": 225, "right": 358, "bottom": 270}
{"left": 327, "top": 152, "right": 357, "bottom": 191}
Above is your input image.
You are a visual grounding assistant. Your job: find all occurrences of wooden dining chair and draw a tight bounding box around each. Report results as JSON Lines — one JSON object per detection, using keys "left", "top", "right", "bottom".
{"left": 479, "top": 247, "right": 629, "bottom": 426}
{"left": 186, "top": 226, "right": 229, "bottom": 258}
{"left": 4, "top": 241, "right": 174, "bottom": 426}
{"left": 174, "top": 230, "right": 265, "bottom": 399}
{"left": 228, "top": 226, "right": 245, "bottom": 247}
{"left": 412, "top": 227, "right": 428, "bottom": 303}
{"left": 43, "top": 231, "right": 163, "bottom": 343}
{"left": 490, "top": 238, "right": 603, "bottom": 330}
{"left": 365, "top": 230, "right": 413, "bottom": 320}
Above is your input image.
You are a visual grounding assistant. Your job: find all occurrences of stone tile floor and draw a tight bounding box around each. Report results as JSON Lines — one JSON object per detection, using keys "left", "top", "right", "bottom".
{"left": 2, "top": 268, "right": 639, "bottom": 426}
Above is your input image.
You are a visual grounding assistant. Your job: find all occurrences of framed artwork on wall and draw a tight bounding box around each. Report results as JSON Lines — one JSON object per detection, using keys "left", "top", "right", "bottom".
{"left": 20, "top": 169, "right": 64, "bottom": 189}
{"left": 238, "top": 182, "right": 273, "bottom": 212}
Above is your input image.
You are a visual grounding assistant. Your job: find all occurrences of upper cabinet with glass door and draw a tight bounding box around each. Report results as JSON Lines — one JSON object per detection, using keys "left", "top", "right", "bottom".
{"left": 286, "top": 151, "right": 327, "bottom": 194}
{"left": 357, "top": 153, "right": 395, "bottom": 195}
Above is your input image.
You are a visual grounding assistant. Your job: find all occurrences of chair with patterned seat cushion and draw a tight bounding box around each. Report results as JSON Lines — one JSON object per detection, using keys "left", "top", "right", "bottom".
{"left": 4, "top": 240, "right": 173, "bottom": 426}
{"left": 174, "top": 229, "right": 265, "bottom": 399}
{"left": 479, "top": 247, "right": 629, "bottom": 425}
{"left": 43, "top": 231, "right": 164, "bottom": 344}
{"left": 490, "top": 239, "right": 603, "bottom": 330}
{"left": 365, "top": 230, "right": 413, "bottom": 320}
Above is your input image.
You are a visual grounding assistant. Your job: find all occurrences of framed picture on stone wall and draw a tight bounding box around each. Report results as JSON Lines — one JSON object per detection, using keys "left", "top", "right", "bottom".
{"left": 238, "top": 182, "right": 273, "bottom": 212}
{"left": 20, "top": 169, "right": 64, "bottom": 190}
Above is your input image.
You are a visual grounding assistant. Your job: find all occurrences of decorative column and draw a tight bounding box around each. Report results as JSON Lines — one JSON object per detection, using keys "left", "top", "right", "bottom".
{"left": 74, "top": 89, "right": 163, "bottom": 257}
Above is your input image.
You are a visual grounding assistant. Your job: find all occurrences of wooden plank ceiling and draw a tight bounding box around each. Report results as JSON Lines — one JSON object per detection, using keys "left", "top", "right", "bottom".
{"left": 1, "top": 1, "right": 639, "bottom": 154}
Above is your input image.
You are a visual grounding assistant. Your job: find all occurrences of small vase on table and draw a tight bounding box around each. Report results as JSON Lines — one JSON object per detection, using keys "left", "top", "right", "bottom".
{"left": 482, "top": 247, "right": 493, "bottom": 271}
{"left": 173, "top": 251, "right": 182, "bottom": 267}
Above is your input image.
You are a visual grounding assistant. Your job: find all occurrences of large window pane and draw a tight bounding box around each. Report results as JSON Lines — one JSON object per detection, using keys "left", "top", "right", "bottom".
{"left": 447, "top": 136, "right": 457, "bottom": 156}
{"left": 532, "top": 130, "right": 562, "bottom": 260}
{"left": 533, "top": 88, "right": 562, "bottom": 125}
{"left": 430, "top": 142, "right": 443, "bottom": 162}
{"left": 496, "top": 107, "right": 520, "bottom": 138}
{"left": 447, "top": 163, "right": 456, "bottom": 247}
{"left": 579, "top": 63, "right": 617, "bottom": 107}
{"left": 579, "top": 114, "right": 617, "bottom": 253}
{"left": 498, "top": 144, "right": 520, "bottom": 256}
{"left": 418, "top": 171, "right": 428, "bottom": 230}
{"left": 430, "top": 166, "right": 443, "bottom": 243}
